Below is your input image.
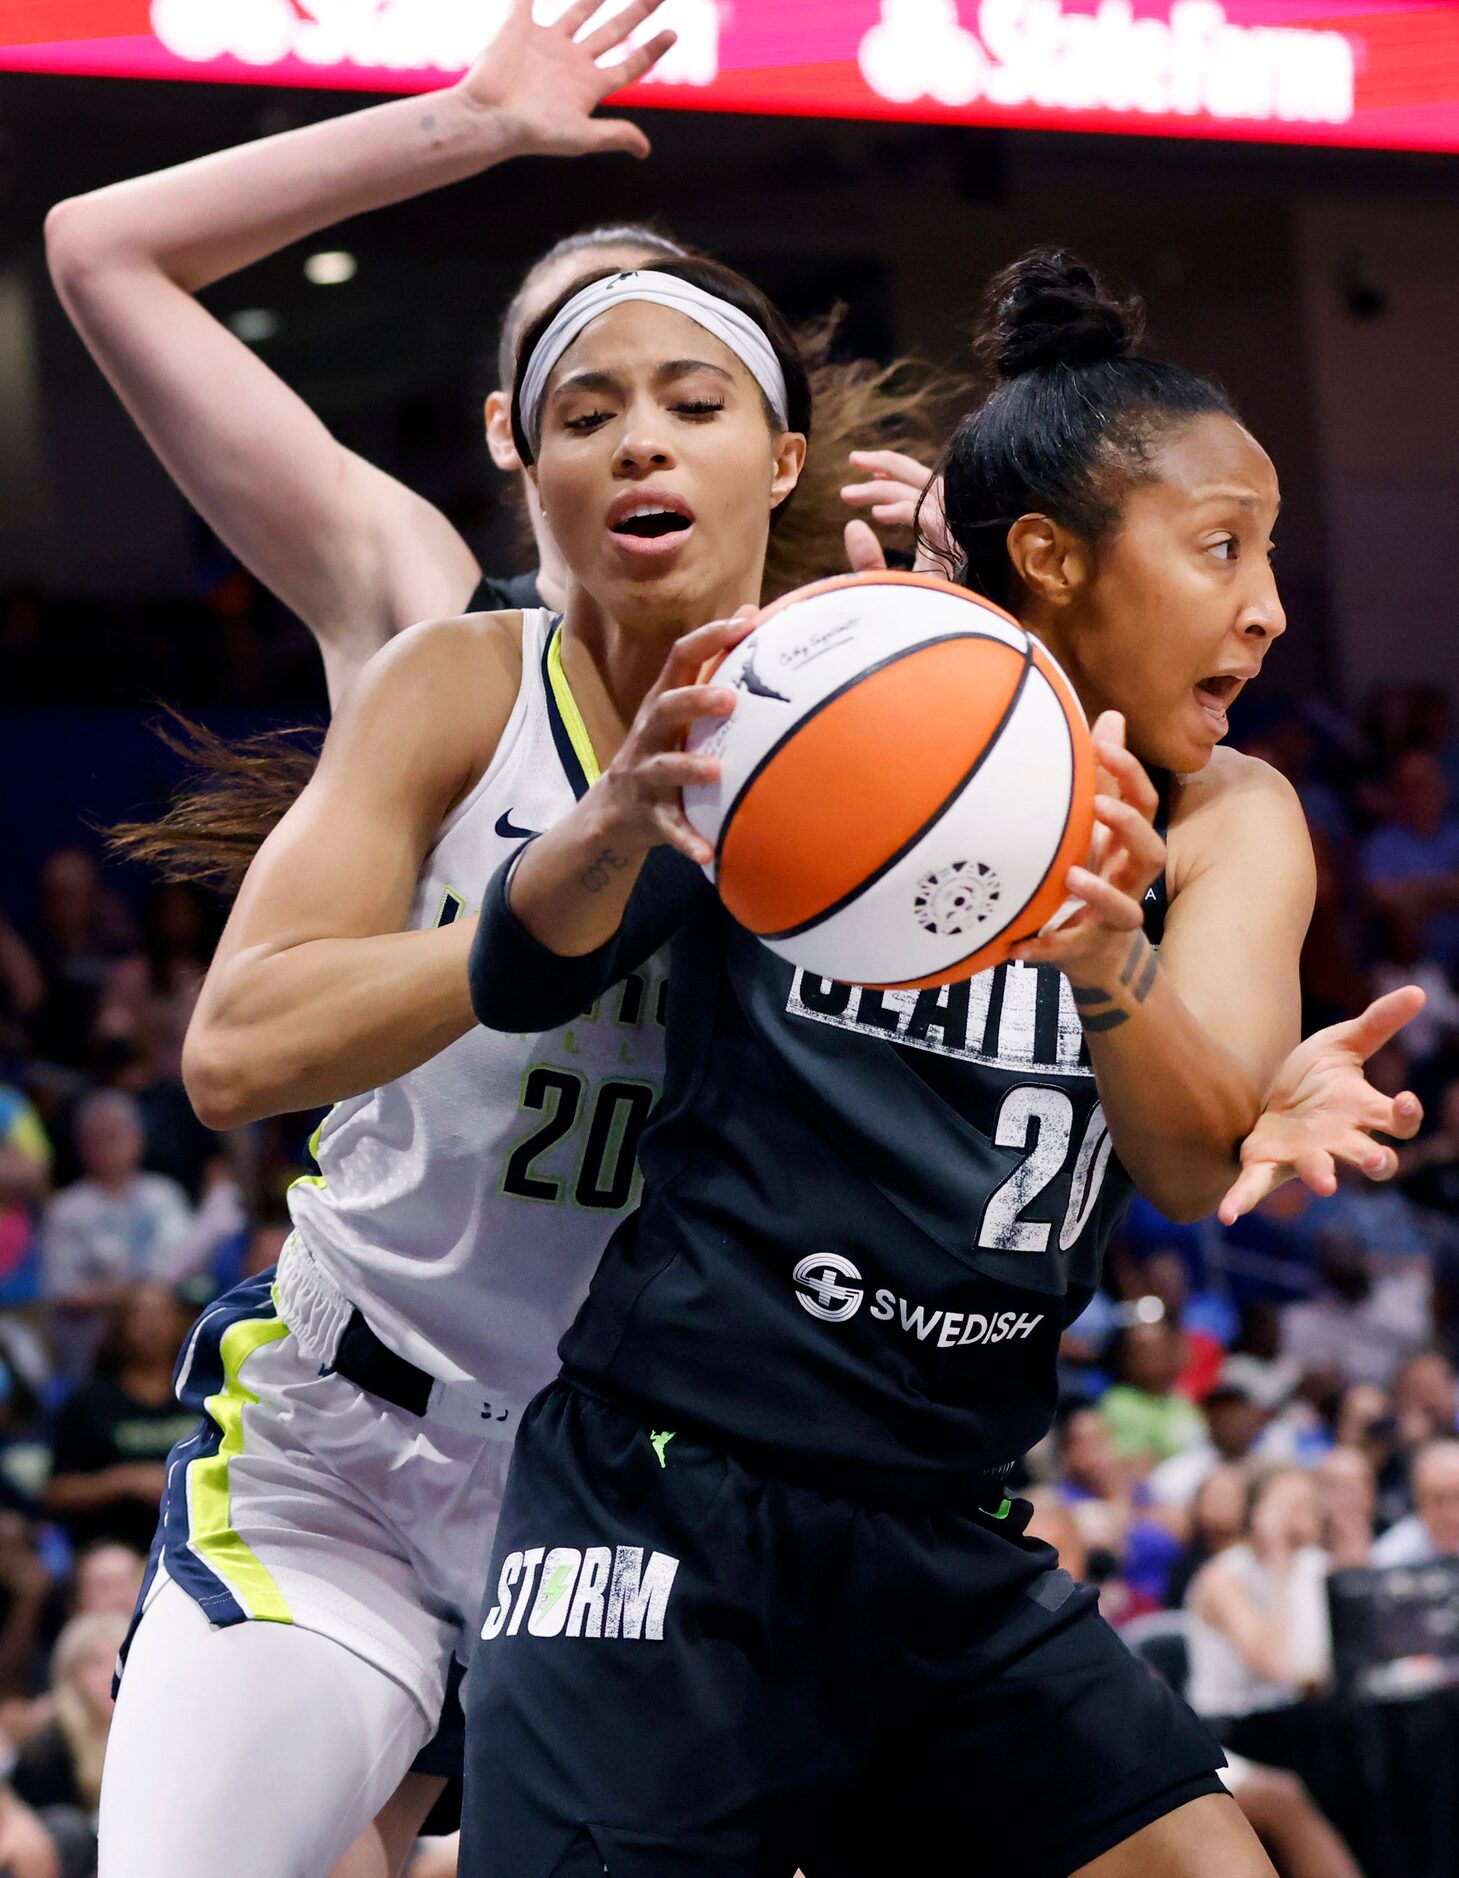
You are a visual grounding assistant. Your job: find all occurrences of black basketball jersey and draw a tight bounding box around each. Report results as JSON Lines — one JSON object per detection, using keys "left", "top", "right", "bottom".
{"left": 472, "top": 778, "right": 1172, "bottom": 1510}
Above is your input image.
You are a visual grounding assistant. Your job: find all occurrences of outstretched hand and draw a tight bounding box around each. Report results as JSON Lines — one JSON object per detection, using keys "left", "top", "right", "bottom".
{"left": 463, "top": 0, "right": 676, "bottom": 160}
{"left": 1218, "top": 986, "right": 1427, "bottom": 1224}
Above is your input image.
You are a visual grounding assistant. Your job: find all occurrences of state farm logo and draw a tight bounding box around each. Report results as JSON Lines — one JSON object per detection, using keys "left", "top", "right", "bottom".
{"left": 858, "top": 0, "right": 1355, "bottom": 128}
{"left": 793, "top": 1253, "right": 864, "bottom": 1323}
{"left": 151, "top": 0, "right": 720, "bottom": 85}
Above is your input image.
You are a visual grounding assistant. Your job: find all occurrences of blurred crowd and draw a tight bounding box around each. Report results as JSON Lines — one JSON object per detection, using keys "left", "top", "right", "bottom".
{"left": 1, "top": 672, "right": 1459, "bottom": 1874}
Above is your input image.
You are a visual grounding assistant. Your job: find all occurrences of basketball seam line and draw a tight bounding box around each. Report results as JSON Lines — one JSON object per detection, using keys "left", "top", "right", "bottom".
{"left": 757, "top": 635, "right": 1035, "bottom": 943}
{"left": 714, "top": 627, "right": 1023, "bottom": 876}
{"left": 877, "top": 655, "right": 1081, "bottom": 990}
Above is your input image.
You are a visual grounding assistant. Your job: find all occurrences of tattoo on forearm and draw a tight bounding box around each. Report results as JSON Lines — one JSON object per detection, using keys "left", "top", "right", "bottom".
{"left": 1072, "top": 933, "right": 1158, "bottom": 1036}
{"left": 580, "top": 848, "right": 629, "bottom": 894}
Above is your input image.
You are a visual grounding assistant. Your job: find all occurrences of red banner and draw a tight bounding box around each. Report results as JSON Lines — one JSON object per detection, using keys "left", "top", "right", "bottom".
{"left": 3, "top": 1, "right": 1459, "bottom": 154}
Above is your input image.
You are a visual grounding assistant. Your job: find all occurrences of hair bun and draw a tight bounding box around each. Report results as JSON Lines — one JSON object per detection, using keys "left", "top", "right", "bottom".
{"left": 978, "top": 248, "right": 1143, "bottom": 379}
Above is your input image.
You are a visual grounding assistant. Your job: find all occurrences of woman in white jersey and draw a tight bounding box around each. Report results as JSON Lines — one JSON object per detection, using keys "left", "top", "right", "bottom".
{"left": 97, "top": 254, "right": 813, "bottom": 1878}
{"left": 45, "top": 0, "right": 935, "bottom": 710}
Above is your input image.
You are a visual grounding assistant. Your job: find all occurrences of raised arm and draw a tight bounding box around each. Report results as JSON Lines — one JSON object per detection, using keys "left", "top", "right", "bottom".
{"left": 44, "top": 0, "right": 675, "bottom": 701}
{"left": 1016, "top": 721, "right": 1314, "bottom": 1222}
{"left": 182, "top": 615, "right": 522, "bottom": 1127}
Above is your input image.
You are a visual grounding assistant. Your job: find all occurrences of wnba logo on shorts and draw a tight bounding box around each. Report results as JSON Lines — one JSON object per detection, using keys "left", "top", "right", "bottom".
{"left": 793, "top": 1253, "right": 864, "bottom": 1323}
{"left": 481, "top": 1544, "right": 680, "bottom": 1644}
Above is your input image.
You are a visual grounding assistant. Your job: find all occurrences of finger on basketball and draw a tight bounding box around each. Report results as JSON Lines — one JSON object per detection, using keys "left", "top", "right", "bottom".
{"left": 653, "top": 803, "right": 712, "bottom": 864}
{"left": 1092, "top": 738, "right": 1159, "bottom": 819}
{"left": 1063, "top": 867, "right": 1144, "bottom": 930}
{"left": 640, "top": 750, "right": 719, "bottom": 791}
{"left": 1092, "top": 794, "right": 1163, "bottom": 858}
{"left": 652, "top": 684, "right": 736, "bottom": 735}
{"left": 664, "top": 613, "right": 756, "bottom": 684}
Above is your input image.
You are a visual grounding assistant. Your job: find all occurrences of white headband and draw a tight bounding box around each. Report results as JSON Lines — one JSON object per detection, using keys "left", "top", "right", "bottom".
{"left": 516, "top": 269, "right": 791, "bottom": 453}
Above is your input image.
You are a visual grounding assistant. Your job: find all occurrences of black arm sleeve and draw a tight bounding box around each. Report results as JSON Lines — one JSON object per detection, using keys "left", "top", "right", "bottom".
{"left": 469, "top": 841, "right": 710, "bottom": 1033}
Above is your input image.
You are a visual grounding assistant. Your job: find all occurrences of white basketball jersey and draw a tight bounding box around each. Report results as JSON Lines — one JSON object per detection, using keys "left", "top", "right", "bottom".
{"left": 287, "top": 610, "right": 667, "bottom": 1387}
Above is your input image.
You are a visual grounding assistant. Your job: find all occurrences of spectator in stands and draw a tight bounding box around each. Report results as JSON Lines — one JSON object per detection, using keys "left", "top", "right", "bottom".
{"left": 26, "top": 850, "right": 136, "bottom": 1077}
{"left": 1314, "top": 1445, "right": 1376, "bottom": 1568}
{"left": 70, "top": 1541, "right": 144, "bottom": 1621}
{"left": 91, "top": 881, "right": 225, "bottom": 1202}
{"left": 0, "top": 1512, "right": 49, "bottom": 1700}
{"left": 1165, "top": 1461, "right": 1249, "bottom": 1608}
{"left": 1149, "top": 1365, "right": 1269, "bottom": 1511}
{"left": 1099, "top": 1316, "right": 1206, "bottom": 1470}
{"left": 1054, "top": 1404, "right": 1182, "bottom": 1617}
{"left": 1279, "top": 1236, "right": 1431, "bottom": 1390}
{"left": 0, "top": 914, "right": 44, "bottom": 1062}
{"left": 39, "top": 1090, "right": 194, "bottom": 1376}
{"left": 1394, "top": 1347, "right": 1459, "bottom": 1447}
{"left": 42, "top": 1283, "right": 194, "bottom": 1556}
{"left": 1370, "top": 1438, "right": 1459, "bottom": 1565}
{"left": 1333, "top": 1380, "right": 1411, "bottom": 1531}
{"left": 1361, "top": 750, "right": 1459, "bottom": 975}
{"left": 1187, "top": 1467, "right": 1332, "bottom": 1718}
{"left": 9, "top": 1611, "right": 127, "bottom": 1825}
{"left": 0, "top": 1085, "right": 50, "bottom": 1304}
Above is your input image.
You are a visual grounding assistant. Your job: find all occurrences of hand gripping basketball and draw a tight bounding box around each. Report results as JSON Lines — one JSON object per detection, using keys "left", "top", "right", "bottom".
{"left": 1011, "top": 712, "right": 1165, "bottom": 976}
{"left": 596, "top": 608, "right": 760, "bottom": 866}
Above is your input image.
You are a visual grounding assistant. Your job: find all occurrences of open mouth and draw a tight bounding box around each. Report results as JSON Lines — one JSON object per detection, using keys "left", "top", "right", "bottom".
{"left": 1194, "top": 673, "right": 1243, "bottom": 721}
{"left": 610, "top": 504, "right": 693, "bottom": 541}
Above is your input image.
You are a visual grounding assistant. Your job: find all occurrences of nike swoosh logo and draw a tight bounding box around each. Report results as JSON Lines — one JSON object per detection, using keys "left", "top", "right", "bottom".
{"left": 495, "top": 810, "right": 540, "bottom": 840}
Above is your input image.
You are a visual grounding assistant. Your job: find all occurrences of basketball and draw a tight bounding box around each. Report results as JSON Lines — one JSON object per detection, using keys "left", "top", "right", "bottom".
{"left": 683, "top": 571, "right": 1096, "bottom": 989}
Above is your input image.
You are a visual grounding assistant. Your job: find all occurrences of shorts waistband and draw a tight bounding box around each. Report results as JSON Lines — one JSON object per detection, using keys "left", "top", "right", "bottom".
{"left": 276, "top": 1234, "right": 526, "bottom": 1443}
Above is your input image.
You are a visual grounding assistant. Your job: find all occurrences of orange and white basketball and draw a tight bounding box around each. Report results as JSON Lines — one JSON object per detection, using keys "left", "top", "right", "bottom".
{"left": 682, "top": 571, "right": 1095, "bottom": 990}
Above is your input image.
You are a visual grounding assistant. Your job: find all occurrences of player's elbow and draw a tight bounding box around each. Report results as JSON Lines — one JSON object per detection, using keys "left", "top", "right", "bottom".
{"left": 44, "top": 195, "right": 114, "bottom": 296}
{"left": 182, "top": 1023, "right": 267, "bottom": 1132}
{"left": 1130, "top": 1162, "right": 1231, "bottom": 1225}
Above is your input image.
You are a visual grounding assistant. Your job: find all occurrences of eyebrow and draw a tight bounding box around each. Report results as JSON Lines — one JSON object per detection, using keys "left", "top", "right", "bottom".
{"left": 550, "top": 359, "right": 736, "bottom": 401}
{"left": 1192, "top": 485, "right": 1281, "bottom": 514}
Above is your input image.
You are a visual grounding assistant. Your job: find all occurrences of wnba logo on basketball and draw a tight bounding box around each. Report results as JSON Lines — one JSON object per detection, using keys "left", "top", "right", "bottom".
{"left": 793, "top": 1253, "right": 865, "bottom": 1323}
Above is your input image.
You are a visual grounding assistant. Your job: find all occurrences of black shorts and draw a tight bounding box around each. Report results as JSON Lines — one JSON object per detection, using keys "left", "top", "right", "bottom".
{"left": 460, "top": 1382, "right": 1224, "bottom": 1878}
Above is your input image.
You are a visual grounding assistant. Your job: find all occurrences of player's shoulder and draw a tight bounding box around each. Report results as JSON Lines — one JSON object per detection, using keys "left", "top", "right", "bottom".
{"left": 368, "top": 607, "right": 526, "bottom": 686}
{"left": 337, "top": 609, "right": 526, "bottom": 735}
{"left": 1169, "top": 746, "right": 1305, "bottom": 854}
{"left": 320, "top": 611, "right": 530, "bottom": 807}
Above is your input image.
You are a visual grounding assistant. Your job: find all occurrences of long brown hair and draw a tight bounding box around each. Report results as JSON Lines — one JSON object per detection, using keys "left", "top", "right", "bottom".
{"left": 114, "top": 326, "right": 965, "bottom": 895}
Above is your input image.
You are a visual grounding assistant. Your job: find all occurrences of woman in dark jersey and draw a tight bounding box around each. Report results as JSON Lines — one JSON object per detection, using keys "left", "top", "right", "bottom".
{"left": 464, "top": 250, "right": 1422, "bottom": 1877}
